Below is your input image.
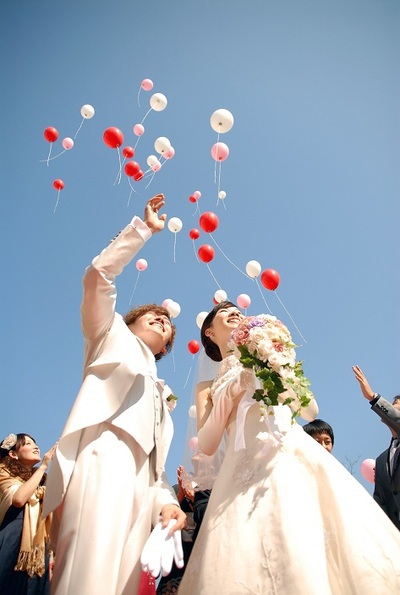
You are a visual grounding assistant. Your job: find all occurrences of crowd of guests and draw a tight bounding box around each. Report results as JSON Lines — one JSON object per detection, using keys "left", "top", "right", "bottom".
{"left": 1, "top": 195, "right": 399, "bottom": 594}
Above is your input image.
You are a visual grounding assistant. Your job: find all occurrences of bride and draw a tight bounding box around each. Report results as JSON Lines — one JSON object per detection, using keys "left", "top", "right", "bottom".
{"left": 179, "top": 301, "right": 400, "bottom": 594}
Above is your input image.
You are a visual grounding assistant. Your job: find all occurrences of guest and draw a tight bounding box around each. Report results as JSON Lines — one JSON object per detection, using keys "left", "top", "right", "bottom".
{"left": 303, "top": 419, "right": 334, "bottom": 453}
{"left": 43, "top": 195, "right": 186, "bottom": 595}
{"left": 352, "top": 365, "right": 400, "bottom": 529}
{"left": 0, "top": 433, "right": 57, "bottom": 594}
{"left": 179, "top": 305, "right": 400, "bottom": 594}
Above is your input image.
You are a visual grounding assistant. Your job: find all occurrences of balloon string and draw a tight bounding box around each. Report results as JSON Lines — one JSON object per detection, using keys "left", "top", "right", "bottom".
{"left": 53, "top": 190, "right": 60, "bottom": 214}
{"left": 273, "top": 291, "right": 307, "bottom": 344}
{"left": 254, "top": 278, "right": 273, "bottom": 314}
{"left": 145, "top": 172, "right": 156, "bottom": 189}
{"left": 133, "top": 136, "right": 141, "bottom": 151}
{"left": 173, "top": 233, "right": 177, "bottom": 263}
{"left": 127, "top": 178, "right": 136, "bottom": 207}
{"left": 115, "top": 147, "right": 123, "bottom": 185}
{"left": 74, "top": 117, "right": 84, "bottom": 139}
{"left": 213, "top": 130, "right": 221, "bottom": 185}
{"left": 129, "top": 271, "right": 141, "bottom": 305}
{"left": 192, "top": 202, "right": 200, "bottom": 216}
{"left": 209, "top": 233, "right": 248, "bottom": 278}
{"left": 46, "top": 145, "right": 52, "bottom": 167}
{"left": 114, "top": 157, "right": 127, "bottom": 186}
{"left": 206, "top": 264, "right": 222, "bottom": 289}
{"left": 217, "top": 161, "right": 222, "bottom": 198}
{"left": 137, "top": 86, "right": 142, "bottom": 107}
{"left": 183, "top": 360, "right": 194, "bottom": 389}
{"left": 141, "top": 106, "right": 152, "bottom": 125}
{"left": 40, "top": 149, "right": 67, "bottom": 163}
{"left": 192, "top": 240, "right": 200, "bottom": 262}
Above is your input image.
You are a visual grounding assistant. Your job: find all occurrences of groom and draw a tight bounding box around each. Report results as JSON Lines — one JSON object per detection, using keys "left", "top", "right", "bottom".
{"left": 44, "top": 195, "right": 186, "bottom": 595}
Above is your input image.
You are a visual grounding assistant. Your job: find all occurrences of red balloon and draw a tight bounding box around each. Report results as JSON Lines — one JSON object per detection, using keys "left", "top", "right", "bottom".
{"left": 103, "top": 127, "right": 124, "bottom": 149}
{"left": 188, "top": 340, "right": 200, "bottom": 354}
{"left": 189, "top": 228, "right": 200, "bottom": 240}
{"left": 199, "top": 212, "right": 219, "bottom": 234}
{"left": 198, "top": 244, "right": 215, "bottom": 263}
{"left": 189, "top": 195, "right": 197, "bottom": 203}
{"left": 44, "top": 127, "right": 59, "bottom": 143}
{"left": 134, "top": 170, "right": 144, "bottom": 181}
{"left": 124, "top": 161, "right": 141, "bottom": 177}
{"left": 261, "top": 269, "right": 280, "bottom": 291}
{"left": 122, "top": 146, "right": 135, "bottom": 158}
{"left": 53, "top": 179, "right": 64, "bottom": 191}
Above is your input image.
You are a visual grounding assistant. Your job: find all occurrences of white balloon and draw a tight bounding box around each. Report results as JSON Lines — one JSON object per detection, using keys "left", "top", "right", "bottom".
{"left": 246, "top": 260, "right": 262, "bottom": 278}
{"left": 214, "top": 289, "right": 227, "bottom": 303}
{"left": 210, "top": 109, "right": 234, "bottom": 133}
{"left": 188, "top": 405, "right": 197, "bottom": 419}
{"left": 80, "top": 104, "right": 95, "bottom": 119}
{"left": 196, "top": 311, "right": 208, "bottom": 329}
{"left": 168, "top": 301, "right": 181, "bottom": 318}
{"left": 154, "top": 136, "right": 171, "bottom": 154}
{"left": 147, "top": 154, "right": 159, "bottom": 167}
{"left": 150, "top": 93, "right": 168, "bottom": 112}
{"left": 168, "top": 217, "right": 183, "bottom": 233}
{"left": 218, "top": 190, "right": 226, "bottom": 199}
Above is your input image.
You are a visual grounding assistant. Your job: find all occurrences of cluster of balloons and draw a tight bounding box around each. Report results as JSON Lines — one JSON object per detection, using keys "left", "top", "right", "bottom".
{"left": 42, "top": 104, "right": 95, "bottom": 211}
{"left": 162, "top": 298, "right": 181, "bottom": 319}
{"left": 210, "top": 108, "right": 234, "bottom": 203}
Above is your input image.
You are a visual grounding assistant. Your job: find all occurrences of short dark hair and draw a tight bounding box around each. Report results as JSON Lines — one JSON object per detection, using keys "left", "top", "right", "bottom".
{"left": 392, "top": 395, "right": 400, "bottom": 406}
{"left": 302, "top": 419, "right": 334, "bottom": 446}
{"left": 201, "top": 301, "right": 238, "bottom": 362}
{"left": 124, "top": 304, "right": 176, "bottom": 361}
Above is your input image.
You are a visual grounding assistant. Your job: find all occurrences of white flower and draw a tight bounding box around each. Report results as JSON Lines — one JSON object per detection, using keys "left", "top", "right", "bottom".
{"left": 1, "top": 433, "right": 17, "bottom": 450}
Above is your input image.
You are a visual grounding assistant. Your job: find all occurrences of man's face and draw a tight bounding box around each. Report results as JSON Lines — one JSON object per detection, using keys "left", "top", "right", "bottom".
{"left": 128, "top": 311, "right": 172, "bottom": 356}
{"left": 313, "top": 432, "right": 333, "bottom": 453}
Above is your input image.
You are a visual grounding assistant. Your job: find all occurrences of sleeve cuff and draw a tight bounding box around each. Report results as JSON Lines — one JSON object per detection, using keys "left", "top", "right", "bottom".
{"left": 370, "top": 393, "right": 380, "bottom": 407}
{"left": 129, "top": 216, "right": 152, "bottom": 242}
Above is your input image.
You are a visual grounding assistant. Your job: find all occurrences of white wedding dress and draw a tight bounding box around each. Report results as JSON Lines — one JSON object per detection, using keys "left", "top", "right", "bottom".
{"left": 179, "top": 356, "right": 400, "bottom": 595}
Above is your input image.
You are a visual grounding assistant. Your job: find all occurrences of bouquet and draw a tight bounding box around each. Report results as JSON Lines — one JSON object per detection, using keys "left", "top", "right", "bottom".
{"left": 229, "top": 314, "right": 314, "bottom": 418}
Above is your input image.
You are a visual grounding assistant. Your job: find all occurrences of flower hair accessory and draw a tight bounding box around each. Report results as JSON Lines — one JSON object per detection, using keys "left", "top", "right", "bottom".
{"left": 1, "top": 433, "right": 17, "bottom": 451}
{"left": 229, "top": 314, "right": 314, "bottom": 418}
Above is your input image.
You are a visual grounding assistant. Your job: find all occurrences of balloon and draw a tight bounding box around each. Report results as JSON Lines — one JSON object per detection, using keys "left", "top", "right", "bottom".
{"left": 189, "top": 228, "right": 200, "bottom": 240}
{"left": 167, "top": 217, "right": 183, "bottom": 233}
{"left": 122, "top": 146, "right": 135, "bottom": 159}
{"left": 124, "top": 161, "right": 141, "bottom": 177}
{"left": 133, "top": 170, "right": 144, "bottom": 181}
{"left": 147, "top": 154, "right": 159, "bottom": 167}
{"left": 189, "top": 436, "right": 198, "bottom": 451}
{"left": 237, "top": 293, "right": 251, "bottom": 309}
{"left": 154, "top": 136, "right": 171, "bottom": 154}
{"left": 44, "top": 127, "right": 58, "bottom": 143}
{"left": 133, "top": 123, "right": 145, "bottom": 136}
{"left": 218, "top": 190, "right": 226, "bottom": 199}
{"left": 150, "top": 160, "right": 161, "bottom": 172}
{"left": 168, "top": 301, "right": 181, "bottom": 318}
{"left": 103, "top": 127, "right": 124, "bottom": 149}
{"left": 196, "top": 311, "right": 208, "bottom": 329}
{"left": 188, "top": 340, "right": 200, "bottom": 354}
{"left": 211, "top": 142, "right": 229, "bottom": 162}
{"left": 136, "top": 258, "right": 148, "bottom": 271}
{"left": 210, "top": 109, "right": 234, "bottom": 133}
{"left": 62, "top": 137, "right": 74, "bottom": 150}
{"left": 162, "top": 299, "right": 173, "bottom": 309}
{"left": 198, "top": 244, "right": 215, "bottom": 263}
{"left": 214, "top": 289, "right": 227, "bottom": 303}
{"left": 188, "top": 405, "right": 197, "bottom": 419}
{"left": 189, "top": 195, "right": 197, "bottom": 203}
{"left": 261, "top": 269, "right": 280, "bottom": 291}
{"left": 80, "top": 104, "right": 95, "bottom": 119}
{"left": 150, "top": 92, "right": 168, "bottom": 112}
{"left": 141, "top": 78, "right": 154, "bottom": 91}
{"left": 164, "top": 147, "right": 175, "bottom": 159}
{"left": 361, "top": 459, "right": 375, "bottom": 483}
{"left": 193, "top": 191, "right": 201, "bottom": 200}
{"left": 53, "top": 179, "right": 64, "bottom": 191}
{"left": 199, "top": 211, "right": 219, "bottom": 233}
{"left": 246, "top": 260, "right": 261, "bottom": 278}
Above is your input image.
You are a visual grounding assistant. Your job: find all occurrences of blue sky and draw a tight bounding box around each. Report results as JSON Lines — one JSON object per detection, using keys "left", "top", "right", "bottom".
{"left": 1, "top": 0, "right": 399, "bottom": 493}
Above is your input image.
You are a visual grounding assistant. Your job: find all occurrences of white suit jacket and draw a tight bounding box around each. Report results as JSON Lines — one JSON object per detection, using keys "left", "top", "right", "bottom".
{"left": 44, "top": 217, "right": 177, "bottom": 523}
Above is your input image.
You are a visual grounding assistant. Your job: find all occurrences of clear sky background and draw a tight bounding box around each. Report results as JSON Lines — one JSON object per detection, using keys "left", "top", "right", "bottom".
{"left": 1, "top": 0, "right": 399, "bottom": 494}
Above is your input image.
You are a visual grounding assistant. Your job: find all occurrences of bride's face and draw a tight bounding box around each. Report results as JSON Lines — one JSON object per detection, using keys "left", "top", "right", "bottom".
{"left": 207, "top": 306, "right": 243, "bottom": 343}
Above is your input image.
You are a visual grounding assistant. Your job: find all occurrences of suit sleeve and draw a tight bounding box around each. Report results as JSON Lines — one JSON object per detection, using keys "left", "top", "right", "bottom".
{"left": 371, "top": 397, "right": 400, "bottom": 434}
{"left": 81, "top": 217, "right": 151, "bottom": 356}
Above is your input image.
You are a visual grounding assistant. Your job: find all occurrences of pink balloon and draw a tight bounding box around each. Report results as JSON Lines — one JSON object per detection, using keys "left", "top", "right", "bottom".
{"left": 162, "top": 298, "right": 173, "bottom": 309}
{"left": 211, "top": 142, "right": 229, "bottom": 162}
{"left": 141, "top": 78, "right": 154, "bottom": 91}
{"left": 237, "top": 293, "right": 251, "bottom": 309}
{"left": 133, "top": 123, "right": 145, "bottom": 136}
{"left": 193, "top": 190, "right": 201, "bottom": 199}
{"left": 62, "top": 137, "right": 74, "bottom": 150}
{"left": 151, "top": 161, "right": 161, "bottom": 172}
{"left": 136, "top": 258, "right": 148, "bottom": 271}
{"left": 164, "top": 147, "right": 175, "bottom": 159}
{"left": 189, "top": 436, "right": 199, "bottom": 451}
{"left": 360, "top": 458, "right": 375, "bottom": 483}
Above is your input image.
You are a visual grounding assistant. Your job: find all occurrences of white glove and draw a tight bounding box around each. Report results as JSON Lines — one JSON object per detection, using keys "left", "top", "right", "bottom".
{"left": 140, "top": 519, "right": 185, "bottom": 578}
